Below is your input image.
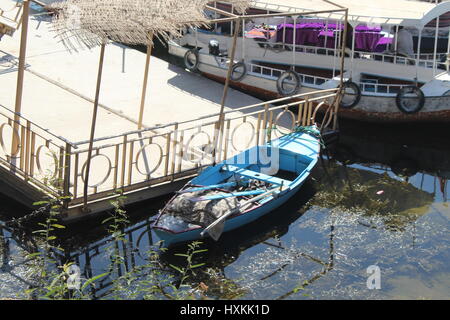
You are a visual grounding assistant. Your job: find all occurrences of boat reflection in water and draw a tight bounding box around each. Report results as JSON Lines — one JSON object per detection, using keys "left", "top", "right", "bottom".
{"left": 1, "top": 122, "right": 449, "bottom": 299}
{"left": 329, "top": 120, "right": 450, "bottom": 198}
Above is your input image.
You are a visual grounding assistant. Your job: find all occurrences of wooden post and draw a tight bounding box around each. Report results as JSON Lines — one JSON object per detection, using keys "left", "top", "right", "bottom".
{"left": 219, "top": 21, "right": 240, "bottom": 122}
{"left": 63, "top": 143, "right": 72, "bottom": 210}
{"left": 138, "top": 31, "right": 154, "bottom": 130}
{"left": 12, "top": 0, "right": 30, "bottom": 157}
{"left": 122, "top": 47, "right": 126, "bottom": 73}
{"left": 214, "top": 18, "right": 241, "bottom": 163}
{"left": 83, "top": 43, "right": 106, "bottom": 212}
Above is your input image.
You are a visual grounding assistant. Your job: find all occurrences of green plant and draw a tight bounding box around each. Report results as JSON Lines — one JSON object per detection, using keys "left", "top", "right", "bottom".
{"left": 168, "top": 241, "right": 207, "bottom": 299}
{"left": 21, "top": 191, "right": 210, "bottom": 300}
{"left": 23, "top": 197, "right": 107, "bottom": 300}
{"left": 102, "top": 240, "right": 210, "bottom": 300}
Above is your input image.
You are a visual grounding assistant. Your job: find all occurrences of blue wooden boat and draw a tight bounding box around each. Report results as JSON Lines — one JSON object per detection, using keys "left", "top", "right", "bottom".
{"left": 152, "top": 127, "right": 321, "bottom": 247}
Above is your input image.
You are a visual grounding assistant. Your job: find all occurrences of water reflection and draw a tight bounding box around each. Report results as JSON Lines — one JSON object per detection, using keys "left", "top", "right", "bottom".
{"left": 0, "top": 122, "right": 449, "bottom": 299}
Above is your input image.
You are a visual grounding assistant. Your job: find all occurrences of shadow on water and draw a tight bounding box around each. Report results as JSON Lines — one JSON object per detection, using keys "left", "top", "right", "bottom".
{"left": 1, "top": 118, "right": 450, "bottom": 299}
{"left": 1, "top": 42, "right": 450, "bottom": 299}
{"left": 334, "top": 119, "right": 450, "bottom": 180}
{"left": 159, "top": 179, "right": 316, "bottom": 267}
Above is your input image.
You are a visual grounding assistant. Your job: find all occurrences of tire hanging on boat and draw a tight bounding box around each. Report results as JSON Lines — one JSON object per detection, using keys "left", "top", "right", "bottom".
{"left": 230, "top": 62, "right": 247, "bottom": 82}
{"left": 395, "top": 86, "right": 425, "bottom": 114}
{"left": 276, "top": 70, "right": 301, "bottom": 97}
{"left": 184, "top": 49, "right": 200, "bottom": 71}
{"left": 339, "top": 81, "right": 361, "bottom": 109}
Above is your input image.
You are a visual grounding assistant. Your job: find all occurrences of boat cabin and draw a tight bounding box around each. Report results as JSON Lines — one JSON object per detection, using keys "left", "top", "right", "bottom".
{"left": 180, "top": 1, "right": 450, "bottom": 96}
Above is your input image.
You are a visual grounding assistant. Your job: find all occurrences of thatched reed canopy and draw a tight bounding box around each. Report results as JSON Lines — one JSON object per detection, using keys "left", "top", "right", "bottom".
{"left": 50, "top": 0, "right": 250, "bottom": 50}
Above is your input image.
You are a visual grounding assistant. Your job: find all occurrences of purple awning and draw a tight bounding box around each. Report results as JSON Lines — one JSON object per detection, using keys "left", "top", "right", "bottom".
{"left": 355, "top": 33, "right": 383, "bottom": 51}
{"left": 374, "top": 36, "right": 393, "bottom": 52}
{"left": 319, "top": 30, "right": 334, "bottom": 38}
{"left": 275, "top": 22, "right": 388, "bottom": 52}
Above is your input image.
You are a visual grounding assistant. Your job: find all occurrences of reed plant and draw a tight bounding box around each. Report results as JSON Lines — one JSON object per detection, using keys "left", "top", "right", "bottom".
{"left": 19, "top": 188, "right": 213, "bottom": 300}
{"left": 24, "top": 196, "right": 108, "bottom": 299}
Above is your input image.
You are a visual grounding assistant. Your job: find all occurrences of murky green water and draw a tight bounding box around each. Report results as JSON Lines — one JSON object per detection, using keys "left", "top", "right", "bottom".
{"left": 1, "top": 120, "right": 449, "bottom": 300}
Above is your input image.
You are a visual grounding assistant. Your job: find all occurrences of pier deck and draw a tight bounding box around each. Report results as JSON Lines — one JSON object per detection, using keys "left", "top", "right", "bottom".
{"left": 0, "top": 16, "right": 263, "bottom": 140}
{"left": 0, "top": 14, "right": 339, "bottom": 221}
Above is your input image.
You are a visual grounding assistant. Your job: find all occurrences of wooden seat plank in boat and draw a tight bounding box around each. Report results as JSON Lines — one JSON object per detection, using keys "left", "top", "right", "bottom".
{"left": 222, "top": 164, "right": 292, "bottom": 186}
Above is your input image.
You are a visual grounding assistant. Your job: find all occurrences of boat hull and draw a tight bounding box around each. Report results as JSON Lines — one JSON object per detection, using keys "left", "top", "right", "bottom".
{"left": 169, "top": 42, "right": 450, "bottom": 123}
{"left": 202, "top": 69, "right": 450, "bottom": 123}
{"left": 153, "top": 181, "right": 304, "bottom": 247}
{"left": 152, "top": 130, "right": 320, "bottom": 247}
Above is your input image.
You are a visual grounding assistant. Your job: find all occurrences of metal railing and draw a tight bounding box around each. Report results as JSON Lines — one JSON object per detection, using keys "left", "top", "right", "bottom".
{"left": 358, "top": 82, "right": 405, "bottom": 95}
{"left": 0, "top": 104, "right": 76, "bottom": 199}
{"left": 66, "top": 90, "right": 339, "bottom": 208}
{"left": 353, "top": 50, "right": 447, "bottom": 69}
{"left": 249, "top": 63, "right": 282, "bottom": 79}
{"left": 251, "top": 39, "right": 446, "bottom": 70}
{"left": 414, "top": 52, "right": 447, "bottom": 61}
{"left": 246, "top": 60, "right": 407, "bottom": 95}
{"left": 233, "top": 54, "right": 415, "bottom": 95}
{"left": 252, "top": 39, "right": 339, "bottom": 57}
{"left": 247, "top": 62, "right": 330, "bottom": 88}
{"left": 0, "top": 89, "right": 339, "bottom": 211}
{"left": 300, "top": 73, "right": 328, "bottom": 87}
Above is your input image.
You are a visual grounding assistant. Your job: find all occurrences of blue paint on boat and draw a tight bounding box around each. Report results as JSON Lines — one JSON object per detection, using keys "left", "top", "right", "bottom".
{"left": 191, "top": 189, "right": 267, "bottom": 202}
{"left": 152, "top": 127, "right": 321, "bottom": 247}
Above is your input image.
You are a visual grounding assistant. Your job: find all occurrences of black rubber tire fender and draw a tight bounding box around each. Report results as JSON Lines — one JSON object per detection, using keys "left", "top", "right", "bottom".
{"left": 230, "top": 62, "right": 247, "bottom": 82}
{"left": 395, "top": 86, "right": 425, "bottom": 114}
{"left": 184, "top": 49, "right": 200, "bottom": 71}
{"left": 276, "top": 70, "right": 301, "bottom": 97}
{"left": 340, "top": 81, "right": 361, "bottom": 109}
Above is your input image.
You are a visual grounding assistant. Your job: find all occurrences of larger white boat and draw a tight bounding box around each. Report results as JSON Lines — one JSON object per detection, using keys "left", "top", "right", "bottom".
{"left": 168, "top": 0, "right": 450, "bottom": 123}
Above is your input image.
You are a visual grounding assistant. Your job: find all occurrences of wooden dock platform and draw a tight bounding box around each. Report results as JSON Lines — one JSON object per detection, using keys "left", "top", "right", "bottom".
{"left": 0, "top": 8, "right": 340, "bottom": 221}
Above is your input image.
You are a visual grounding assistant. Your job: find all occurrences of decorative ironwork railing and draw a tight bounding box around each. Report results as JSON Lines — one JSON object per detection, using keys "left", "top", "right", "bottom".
{"left": 248, "top": 62, "right": 330, "bottom": 88}
{"left": 0, "top": 104, "right": 76, "bottom": 200}
{"left": 0, "top": 89, "right": 339, "bottom": 211}
{"left": 251, "top": 39, "right": 447, "bottom": 71}
{"left": 358, "top": 82, "right": 405, "bottom": 95}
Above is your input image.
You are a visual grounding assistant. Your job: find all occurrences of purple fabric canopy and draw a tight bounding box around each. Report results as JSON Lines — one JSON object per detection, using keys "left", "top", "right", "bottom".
{"left": 276, "top": 24, "right": 322, "bottom": 45}
{"left": 374, "top": 37, "right": 393, "bottom": 52}
{"left": 275, "top": 23, "right": 388, "bottom": 52}
{"left": 319, "top": 30, "right": 334, "bottom": 37}
{"left": 355, "top": 32, "right": 383, "bottom": 51}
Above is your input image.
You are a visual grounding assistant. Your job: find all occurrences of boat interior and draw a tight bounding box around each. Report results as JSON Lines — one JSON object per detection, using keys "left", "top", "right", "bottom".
{"left": 190, "top": 144, "right": 316, "bottom": 191}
